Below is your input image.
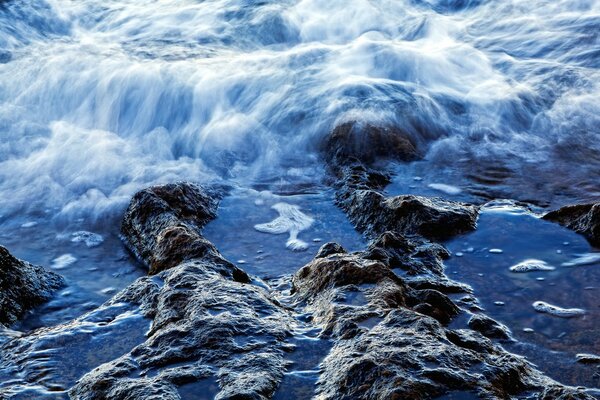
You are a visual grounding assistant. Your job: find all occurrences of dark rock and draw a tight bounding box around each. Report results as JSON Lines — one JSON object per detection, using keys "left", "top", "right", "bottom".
{"left": 322, "top": 121, "right": 420, "bottom": 166}
{"left": 1, "top": 183, "right": 291, "bottom": 399}
{"left": 543, "top": 203, "right": 600, "bottom": 247}
{"left": 407, "top": 288, "right": 460, "bottom": 324}
{"left": 291, "top": 242, "right": 593, "bottom": 399}
{"left": 575, "top": 353, "right": 600, "bottom": 364}
{"left": 315, "top": 242, "right": 347, "bottom": 258}
{"left": 121, "top": 182, "right": 248, "bottom": 281}
{"left": 467, "top": 314, "right": 511, "bottom": 340}
{"left": 338, "top": 187, "right": 479, "bottom": 240}
{"left": 0, "top": 245, "right": 64, "bottom": 326}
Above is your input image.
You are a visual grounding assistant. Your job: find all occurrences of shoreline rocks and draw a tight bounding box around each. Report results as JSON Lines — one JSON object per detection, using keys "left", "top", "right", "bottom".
{"left": 0, "top": 245, "right": 64, "bottom": 327}
{"left": 0, "top": 175, "right": 597, "bottom": 399}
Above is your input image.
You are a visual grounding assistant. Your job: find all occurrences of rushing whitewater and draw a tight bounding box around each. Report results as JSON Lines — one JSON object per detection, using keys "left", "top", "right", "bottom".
{"left": 1, "top": 0, "right": 600, "bottom": 226}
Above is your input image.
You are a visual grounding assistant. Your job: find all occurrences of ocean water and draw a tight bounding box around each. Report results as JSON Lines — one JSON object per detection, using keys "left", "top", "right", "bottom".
{"left": 1, "top": 0, "right": 600, "bottom": 397}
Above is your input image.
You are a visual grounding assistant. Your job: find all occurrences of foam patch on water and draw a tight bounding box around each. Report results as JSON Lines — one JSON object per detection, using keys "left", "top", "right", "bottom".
{"left": 51, "top": 254, "right": 77, "bottom": 269}
{"left": 532, "top": 301, "right": 585, "bottom": 318}
{"left": 509, "top": 259, "right": 555, "bottom": 273}
{"left": 254, "top": 202, "right": 314, "bottom": 252}
{"left": 562, "top": 253, "right": 600, "bottom": 267}
{"left": 71, "top": 231, "right": 104, "bottom": 248}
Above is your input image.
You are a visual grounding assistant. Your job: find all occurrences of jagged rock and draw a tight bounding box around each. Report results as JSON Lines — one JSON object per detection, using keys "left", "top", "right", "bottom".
{"left": 291, "top": 244, "right": 594, "bottom": 400}
{"left": 0, "top": 245, "right": 64, "bottom": 326}
{"left": 338, "top": 187, "right": 479, "bottom": 240}
{"left": 543, "top": 203, "right": 600, "bottom": 247}
{"left": 315, "top": 242, "right": 347, "bottom": 258}
{"left": 121, "top": 182, "right": 249, "bottom": 281}
{"left": 1, "top": 183, "right": 292, "bottom": 399}
{"left": 468, "top": 314, "right": 511, "bottom": 340}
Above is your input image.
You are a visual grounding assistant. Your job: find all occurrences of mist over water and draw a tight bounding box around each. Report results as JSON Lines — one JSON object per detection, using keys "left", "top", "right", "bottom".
{"left": 1, "top": 0, "right": 599, "bottom": 224}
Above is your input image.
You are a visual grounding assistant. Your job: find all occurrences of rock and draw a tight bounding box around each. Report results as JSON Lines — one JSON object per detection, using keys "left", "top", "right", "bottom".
{"left": 331, "top": 163, "right": 479, "bottom": 241}
{"left": 1, "top": 181, "right": 594, "bottom": 399}
{"left": 467, "top": 314, "right": 511, "bottom": 340}
{"left": 121, "top": 182, "right": 248, "bottom": 281}
{"left": 341, "top": 189, "right": 479, "bottom": 240}
{"left": 543, "top": 203, "right": 600, "bottom": 247}
{"left": 1, "top": 183, "right": 292, "bottom": 399}
{"left": 315, "top": 242, "right": 347, "bottom": 258}
{"left": 322, "top": 121, "right": 420, "bottom": 166}
{"left": 576, "top": 353, "right": 600, "bottom": 364}
{"left": 291, "top": 242, "right": 590, "bottom": 399}
{"left": 0, "top": 245, "right": 64, "bottom": 326}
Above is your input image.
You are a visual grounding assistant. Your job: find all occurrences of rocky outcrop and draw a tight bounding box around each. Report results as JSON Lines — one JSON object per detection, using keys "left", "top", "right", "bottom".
{"left": 543, "top": 203, "right": 600, "bottom": 247}
{"left": 291, "top": 239, "right": 592, "bottom": 399}
{"left": 0, "top": 178, "right": 596, "bottom": 399}
{"left": 1, "top": 183, "right": 292, "bottom": 399}
{"left": 0, "top": 245, "right": 64, "bottom": 326}
{"left": 329, "top": 161, "right": 480, "bottom": 240}
{"left": 310, "top": 124, "right": 594, "bottom": 399}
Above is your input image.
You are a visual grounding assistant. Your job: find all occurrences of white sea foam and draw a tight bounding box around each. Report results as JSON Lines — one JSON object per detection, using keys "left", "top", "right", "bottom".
{"left": 51, "top": 253, "right": 77, "bottom": 269}
{"left": 254, "top": 202, "right": 314, "bottom": 251}
{"left": 532, "top": 301, "right": 586, "bottom": 318}
{"left": 510, "top": 259, "right": 555, "bottom": 273}
{"left": 71, "top": 231, "right": 104, "bottom": 247}
{"left": 428, "top": 183, "right": 462, "bottom": 195}
{"left": 0, "top": 0, "right": 599, "bottom": 224}
{"left": 562, "top": 253, "right": 600, "bottom": 267}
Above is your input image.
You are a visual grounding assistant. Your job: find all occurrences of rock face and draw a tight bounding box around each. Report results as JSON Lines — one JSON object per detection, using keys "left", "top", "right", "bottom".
{"left": 71, "top": 182, "right": 291, "bottom": 399}
{"left": 310, "top": 126, "right": 595, "bottom": 399}
{"left": 543, "top": 203, "right": 600, "bottom": 247}
{"left": 334, "top": 162, "right": 480, "bottom": 240}
{"left": 121, "top": 182, "right": 249, "bottom": 280}
{"left": 0, "top": 245, "right": 64, "bottom": 326}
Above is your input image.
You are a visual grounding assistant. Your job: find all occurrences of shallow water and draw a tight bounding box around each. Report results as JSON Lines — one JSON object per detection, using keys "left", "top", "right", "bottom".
{"left": 444, "top": 204, "right": 600, "bottom": 388}
{"left": 203, "top": 187, "right": 365, "bottom": 277}
{"left": 0, "top": 219, "right": 144, "bottom": 330}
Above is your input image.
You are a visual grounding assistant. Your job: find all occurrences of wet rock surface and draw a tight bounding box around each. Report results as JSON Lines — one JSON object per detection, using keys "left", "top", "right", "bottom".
{"left": 1, "top": 183, "right": 292, "bottom": 399}
{"left": 292, "top": 238, "right": 592, "bottom": 399}
{"left": 543, "top": 203, "right": 600, "bottom": 247}
{"left": 321, "top": 121, "right": 420, "bottom": 166}
{"left": 0, "top": 177, "right": 597, "bottom": 399}
{"left": 0, "top": 245, "right": 64, "bottom": 326}
{"left": 309, "top": 129, "right": 597, "bottom": 399}
{"left": 332, "top": 162, "right": 480, "bottom": 240}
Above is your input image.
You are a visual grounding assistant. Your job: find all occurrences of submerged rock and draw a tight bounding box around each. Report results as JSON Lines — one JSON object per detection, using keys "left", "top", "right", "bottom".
{"left": 543, "top": 203, "right": 600, "bottom": 247}
{"left": 576, "top": 353, "right": 600, "bottom": 364}
{"left": 322, "top": 121, "right": 420, "bottom": 166}
{"left": 0, "top": 245, "right": 64, "bottom": 326}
